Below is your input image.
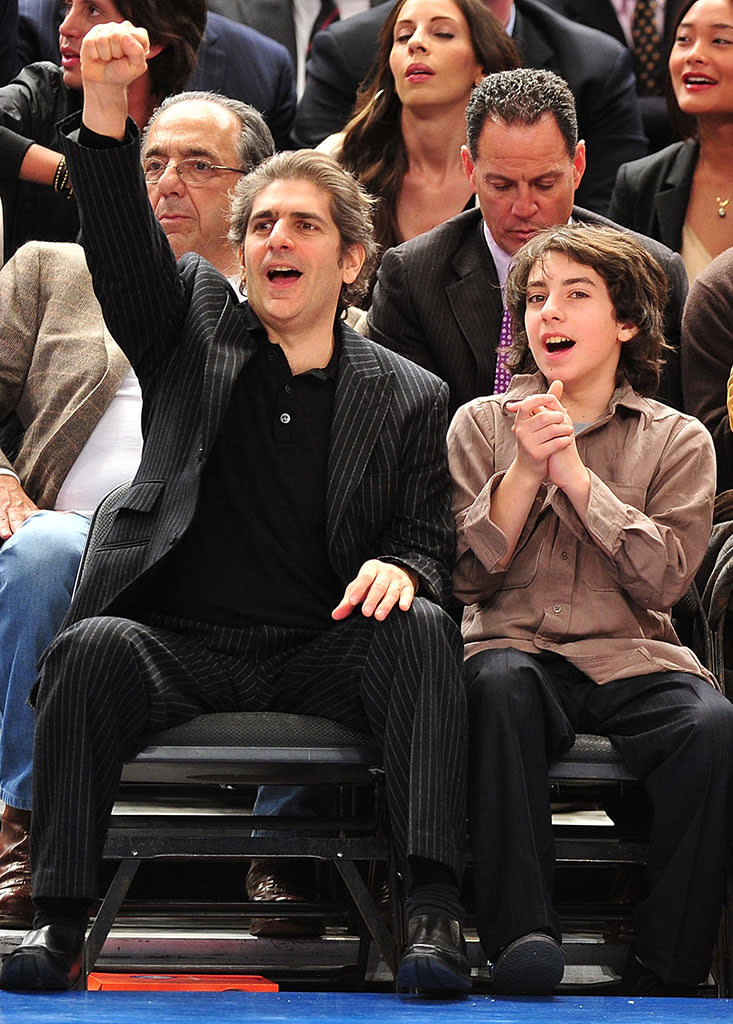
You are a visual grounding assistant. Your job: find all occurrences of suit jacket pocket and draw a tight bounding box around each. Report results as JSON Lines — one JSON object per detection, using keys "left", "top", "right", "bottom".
{"left": 100, "top": 479, "right": 165, "bottom": 548}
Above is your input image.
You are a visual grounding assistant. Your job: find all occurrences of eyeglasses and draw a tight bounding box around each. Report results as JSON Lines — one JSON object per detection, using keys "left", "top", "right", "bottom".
{"left": 143, "top": 157, "right": 244, "bottom": 185}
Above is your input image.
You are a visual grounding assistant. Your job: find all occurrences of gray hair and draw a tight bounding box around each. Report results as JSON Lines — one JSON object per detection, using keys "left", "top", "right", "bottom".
{"left": 466, "top": 68, "right": 578, "bottom": 159}
{"left": 142, "top": 91, "right": 275, "bottom": 173}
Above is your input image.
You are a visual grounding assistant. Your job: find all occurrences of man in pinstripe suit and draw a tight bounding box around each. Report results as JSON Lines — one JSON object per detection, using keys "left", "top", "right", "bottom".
{"left": 0, "top": 21, "right": 470, "bottom": 995}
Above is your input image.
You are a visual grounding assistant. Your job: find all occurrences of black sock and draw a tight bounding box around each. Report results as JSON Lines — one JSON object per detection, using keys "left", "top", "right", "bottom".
{"left": 33, "top": 898, "right": 90, "bottom": 942}
{"left": 406, "top": 857, "right": 463, "bottom": 925}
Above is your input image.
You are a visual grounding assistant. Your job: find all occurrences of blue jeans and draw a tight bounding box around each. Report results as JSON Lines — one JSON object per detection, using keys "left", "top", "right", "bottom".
{"left": 0, "top": 511, "right": 89, "bottom": 810}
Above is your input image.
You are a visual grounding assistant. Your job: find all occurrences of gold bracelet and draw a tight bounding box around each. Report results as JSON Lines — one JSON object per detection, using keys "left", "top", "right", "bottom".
{"left": 52, "top": 155, "right": 74, "bottom": 198}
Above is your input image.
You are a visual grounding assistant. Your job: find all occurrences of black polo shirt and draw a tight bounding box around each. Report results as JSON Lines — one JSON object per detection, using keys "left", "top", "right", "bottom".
{"left": 142, "top": 306, "right": 344, "bottom": 630}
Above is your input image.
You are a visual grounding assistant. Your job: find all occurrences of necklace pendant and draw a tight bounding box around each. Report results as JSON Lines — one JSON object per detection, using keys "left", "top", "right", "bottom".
{"left": 717, "top": 196, "right": 730, "bottom": 218}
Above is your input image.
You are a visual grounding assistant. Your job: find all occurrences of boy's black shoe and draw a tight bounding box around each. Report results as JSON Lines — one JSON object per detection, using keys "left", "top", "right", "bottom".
{"left": 490, "top": 932, "right": 565, "bottom": 994}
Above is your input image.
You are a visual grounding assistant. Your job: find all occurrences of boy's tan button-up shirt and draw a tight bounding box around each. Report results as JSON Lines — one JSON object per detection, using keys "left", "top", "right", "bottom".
{"left": 448, "top": 373, "right": 717, "bottom": 685}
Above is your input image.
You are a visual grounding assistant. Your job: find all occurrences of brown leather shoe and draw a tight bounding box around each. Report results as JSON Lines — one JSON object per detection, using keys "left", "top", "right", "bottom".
{"left": 245, "top": 858, "right": 323, "bottom": 938}
{"left": 0, "top": 806, "right": 34, "bottom": 929}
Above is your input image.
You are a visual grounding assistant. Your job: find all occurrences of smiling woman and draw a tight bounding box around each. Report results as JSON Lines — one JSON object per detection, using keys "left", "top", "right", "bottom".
{"left": 316, "top": 0, "right": 519, "bottom": 296}
{"left": 608, "top": 0, "right": 733, "bottom": 283}
{"left": 0, "top": 0, "right": 205, "bottom": 262}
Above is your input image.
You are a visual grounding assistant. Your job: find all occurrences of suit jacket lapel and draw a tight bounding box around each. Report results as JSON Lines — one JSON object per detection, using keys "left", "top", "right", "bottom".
{"left": 200, "top": 300, "right": 256, "bottom": 457}
{"left": 446, "top": 216, "right": 503, "bottom": 387}
{"left": 327, "top": 327, "right": 393, "bottom": 541}
{"left": 653, "top": 140, "right": 698, "bottom": 251}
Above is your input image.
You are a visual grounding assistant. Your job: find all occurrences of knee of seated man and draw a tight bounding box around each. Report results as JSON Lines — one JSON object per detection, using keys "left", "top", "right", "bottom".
{"left": 37, "top": 615, "right": 136, "bottom": 697}
{"left": 0, "top": 511, "right": 89, "bottom": 585}
{"left": 392, "top": 594, "right": 463, "bottom": 656}
{"left": 465, "top": 648, "right": 544, "bottom": 714}
{"left": 684, "top": 685, "right": 733, "bottom": 761}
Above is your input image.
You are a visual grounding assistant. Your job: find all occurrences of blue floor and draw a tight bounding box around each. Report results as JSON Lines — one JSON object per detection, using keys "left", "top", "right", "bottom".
{"left": 0, "top": 992, "right": 728, "bottom": 1024}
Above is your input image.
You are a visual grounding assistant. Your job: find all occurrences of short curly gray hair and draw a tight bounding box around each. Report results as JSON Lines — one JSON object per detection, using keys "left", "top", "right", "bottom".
{"left": 229, "top": 150, "right": 378, "bottom": 313}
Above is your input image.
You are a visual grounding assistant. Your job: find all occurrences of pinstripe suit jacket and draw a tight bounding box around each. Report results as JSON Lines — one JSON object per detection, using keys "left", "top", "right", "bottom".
{"left": 58, "top": 117, "right": 454, "bottom": 627}
{"left": 0, "top": 240, "right": 129, "bottom": 508}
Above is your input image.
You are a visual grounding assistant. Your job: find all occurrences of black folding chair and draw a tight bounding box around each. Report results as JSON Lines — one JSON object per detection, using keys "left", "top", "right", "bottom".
{"left": 75, "top": 485, "right": 400, "bottom": 985}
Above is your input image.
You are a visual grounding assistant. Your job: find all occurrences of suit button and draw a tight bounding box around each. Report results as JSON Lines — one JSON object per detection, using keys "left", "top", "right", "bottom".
{"left": 280, "top": 413, "right": 291, "bottom": 424}
{"left": 552, "top": 604, "right": 562, "bottom": 614}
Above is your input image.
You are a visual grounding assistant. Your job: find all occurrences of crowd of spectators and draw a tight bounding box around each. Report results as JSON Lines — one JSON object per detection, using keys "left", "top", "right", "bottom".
{"left": 1, "top": 0, "right": 733, "bottom": 1001}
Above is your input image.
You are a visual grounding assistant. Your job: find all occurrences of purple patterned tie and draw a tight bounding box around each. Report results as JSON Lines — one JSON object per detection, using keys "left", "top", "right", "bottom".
{"left": 494, "top": 306, "right": 513, "bottom": 394}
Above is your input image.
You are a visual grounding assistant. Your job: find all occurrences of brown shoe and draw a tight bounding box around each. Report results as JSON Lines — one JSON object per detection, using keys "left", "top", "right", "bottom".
{"left": 0, "top": 806, "right": 33, "bottom": 929}
{"left": 245, "top": 858, "right": 323, "bottom": 938}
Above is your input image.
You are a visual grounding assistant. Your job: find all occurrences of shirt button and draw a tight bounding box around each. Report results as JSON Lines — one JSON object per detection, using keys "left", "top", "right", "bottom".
{"left": 553, "top": 603, "right": 563, "bottom": 614}
{"left": 284, "top": 384, "right": 293, "bottom": 394}
{"left": 561, "top": 551, "right": 568, "bottom": 560}
{"left": 280, "top": 412, "right": 291, "bottom": 424}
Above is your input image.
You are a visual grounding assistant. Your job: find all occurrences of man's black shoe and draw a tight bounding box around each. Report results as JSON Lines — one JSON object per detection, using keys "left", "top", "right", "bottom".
{"left": 621, "top": 951, "right": 701, "bottom": 997}
{"left": 490, "top": 932, "right": 565, "bottom": 994}
{"left": 0, "top": 924, "right": 84, "bottom": 991}
{"left": 397, "top": 913, "right": 471, "bottom": 994}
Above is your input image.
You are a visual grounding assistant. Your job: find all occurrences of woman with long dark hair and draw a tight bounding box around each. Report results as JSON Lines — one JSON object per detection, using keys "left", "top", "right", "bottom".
{"left": 320, "top": 0, "right": 519, "bottom": 262}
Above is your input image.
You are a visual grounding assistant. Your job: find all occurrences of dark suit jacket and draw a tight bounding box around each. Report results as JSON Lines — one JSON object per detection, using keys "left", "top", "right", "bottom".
{"left": 539, "top": 0, "right": 685, "bottom": 60}
{"left": 0, "top": 0, "right": 18, "bottom": 86}
{"left": 16, "top": 1, "right": 296, "bottom": 149}
{"left": 190, "top": 14, "right": 296, "bottom": 150}
{"left": 538, "top": 0, "right": 686, "bottom": 151}
{"left": 293, "top": 0, "right": 647, "bottom": 215}
{"left": 58, "top": 115, "right": 454, "bottom": 626}
{"left": 367, "top": 206, "right": 686, "bottom": 416}
{"left": 207, "top": 0, "right": 387, "bottom": 73}
{"left": 608, "top": 139, "right": 697, "bottom": 255}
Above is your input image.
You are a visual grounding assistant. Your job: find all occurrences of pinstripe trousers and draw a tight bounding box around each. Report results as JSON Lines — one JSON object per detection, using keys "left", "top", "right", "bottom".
{"left": 30, "top": 596, "right": 467, "bottom": 900}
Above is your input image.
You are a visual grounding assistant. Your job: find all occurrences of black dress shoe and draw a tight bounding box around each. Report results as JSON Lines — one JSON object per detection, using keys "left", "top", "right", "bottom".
{"left": 0, "top": 924, "right": 84, "bottom": 991}
{"left": 397, "top": 913, "right": 471, "bottom": 994}
{"left": 621, "top": 951, "right": 701, "bottom": 997}
{"left": 490, "top": 932, "right": 565, "bottom": 994}
{"left": 245, "top": 858, "right": 323, "bottom": 938}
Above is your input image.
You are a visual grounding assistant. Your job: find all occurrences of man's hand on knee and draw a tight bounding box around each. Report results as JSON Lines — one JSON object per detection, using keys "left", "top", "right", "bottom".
{"left": 0, "top": 476, "right": 38, "bottom": 540}
{"left": 332, "top": 559, "right": 418, "bottom": 622}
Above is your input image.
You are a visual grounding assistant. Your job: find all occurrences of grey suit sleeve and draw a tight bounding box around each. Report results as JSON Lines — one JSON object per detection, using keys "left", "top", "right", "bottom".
{"left": 293, "top": 29, "right": 362, "bottom": 147}
{"left": 682, "top": 262, "right": 733, "bottom": 492}
{"left": 367, "top": 247, "right": 439, "bottom": 375}
{"left": 607, "top": 161, "right": 634, "bottom": 229}
{"left": 657, "top": 251, "right": 686, "bottom": 411}
{"left": 574, "top": 45, "right": 646, "bottom": 216}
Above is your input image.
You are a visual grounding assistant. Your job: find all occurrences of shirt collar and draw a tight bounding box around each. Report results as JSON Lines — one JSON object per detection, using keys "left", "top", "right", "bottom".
{"left": 498, "top": 372, "right": 655, "bottom": 428}
{"left": 482, "top": 214, "right": 578, "bottom": 300}
{"left": 240, "top": 301, "right": 340, "bottom": 380}
{"left": 482, "top": 222, "right": 514, "bottom": 297}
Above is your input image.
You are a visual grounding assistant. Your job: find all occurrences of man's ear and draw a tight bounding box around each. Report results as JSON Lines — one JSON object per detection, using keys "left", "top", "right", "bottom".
{"left": 341, "top": 243, "right": 365, "bottom": 285}
{"left": 572, "top": 140, "right": 586, "bottom": 191}
{"left": 460, "top": 145, "right": 477, "bottom": 192}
